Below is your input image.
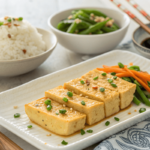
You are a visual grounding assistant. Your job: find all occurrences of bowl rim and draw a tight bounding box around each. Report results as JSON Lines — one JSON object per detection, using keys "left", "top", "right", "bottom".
{"left": 132, "top": 23, "right": 150, "bottom": 52}
{"left": 0, "top": 27, "right": 57, "bottom": 63}
{"left": 48, "top": 6, "right": 130, "bottom": 37}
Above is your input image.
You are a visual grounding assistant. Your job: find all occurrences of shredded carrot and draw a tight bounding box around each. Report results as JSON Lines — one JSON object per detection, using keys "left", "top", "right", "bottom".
{"left": 103, "top": 65, "right": 127, "bottom": 68}
{"left": 124, "top": 67, "right": 150, "bottom": 92}
{"left": 97, "top": 68, "right": 126, "bottom": 73}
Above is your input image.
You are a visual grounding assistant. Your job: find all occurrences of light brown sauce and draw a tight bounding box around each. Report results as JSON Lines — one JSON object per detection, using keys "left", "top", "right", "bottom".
{"left": 30, "top": 104, "right": 132, "bottom": 138}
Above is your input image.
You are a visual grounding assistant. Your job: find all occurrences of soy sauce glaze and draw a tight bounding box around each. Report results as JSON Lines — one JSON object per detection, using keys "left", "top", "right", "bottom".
{"left": 141, "top": 38, "right": 150, "bottom": 49}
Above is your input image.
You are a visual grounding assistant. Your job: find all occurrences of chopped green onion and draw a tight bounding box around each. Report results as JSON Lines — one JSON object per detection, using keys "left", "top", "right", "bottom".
{"left": 118, "top": 62, "right": 124, "bottom": 68}
{"left": 111, "top": 72, "right": 116, "bottom": 76}
{"left": 44, "top": 99, "right": 51, "bottom": 105}
{"left": 111, "top": 83, "right": 117, "bottom": 87}
{"left": 47, "top": 105, "right": 52, "bottom": 111}
{"left": 81, "top": 129, "right": 85, "bottom": 135}
{"left": 80, "top": 80, "right": 85, "bottom": 84}
{"left": 107, "top": 78, "right": 113, "bottom": 83}
{"left": 14, "top": 113, "right": 20, "bottom": 118}
{"left": 27, "top": 125, "right": 32, "bottom": 128}
{"left": 67, "top": 91, "right": 73, "bottom": 97}
{"left": 81, "top": 101, "right": 86, "bottom": 105}
{"left": 101, "top": 72, "right": 106, "bottom": 76}
{"left": 18, "top": 17, "right": 23, "bottom": 21}
{"left": 13, "top": 18, "right": 15, "bottom": 21}
{"left": 7, "top": 18, "right": 11, "bottom": 22}
{"left": 139, "top": 108, "right": 146, "bottom": 113}
{"left": 147, "top": 81, "right": 150, "bottom": 87}
{"left": 128, "top": 65, "right": 140, "bottom": 71}
{"left": 87, "top": 129, "right": 93, "bottom": 133}
{"left": 113, "top": 76, "right": 117, "bottom": 80}
{"left": 55, "top": 112, "right": 59, "bottom": 115}
{"left": 63, "top": 97, "right": 68, "bottom": 102}
{"left": 93, "top": 76, "right": 98, "bottom": 80}
{"left": 100, "top": 87, "right": 105, "bottom": 92}
{"left": 105, "top": 121, "right": 110, "bottom": 126}
{"left": 0, "top": 22, "right": 4, "bottom": 26}
{"left": 61, "top": 140, "right": 68, "bottom": 145}
{"left": 59, "top": 109, "right": 67, "bottom": 114}
{"left": 114, "top": 117, "right": 119, "bottom": 121}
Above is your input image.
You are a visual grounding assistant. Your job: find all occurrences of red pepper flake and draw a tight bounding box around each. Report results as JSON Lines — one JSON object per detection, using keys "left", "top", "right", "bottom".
{"left": 86, "top": 80, "right": 90, "bottom": 86}
{"left": 128, "top": 112, "right": 131, "bottom": 115}
{"left": 92, "top": 86, "right": 98, "bottom": 89}
{"left": 4, "top": 23, "right": 8, "bottom": 25}
{"left": 8, "top": 23, "right": 11, "bottom": 28}
{"left": 22, "top": 49, "right": 26, "bottom": 54}
{"left": 14, "top": 24, "right": 20, "bottom": 26}
{"left": 4, "top": 16, "right": 9, "bottom": 20}
{"left": 8, "top": 34, "right": 11, "bottom": 38}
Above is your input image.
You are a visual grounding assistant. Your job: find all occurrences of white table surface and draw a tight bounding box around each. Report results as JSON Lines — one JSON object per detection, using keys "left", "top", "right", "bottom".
{"left": 0, "top": 0, "right": 150, "bottom": 149}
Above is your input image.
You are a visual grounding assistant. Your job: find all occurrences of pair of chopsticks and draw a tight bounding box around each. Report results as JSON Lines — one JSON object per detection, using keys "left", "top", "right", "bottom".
{"left": 110, "top": 0, "right": 150, "bottom": 34}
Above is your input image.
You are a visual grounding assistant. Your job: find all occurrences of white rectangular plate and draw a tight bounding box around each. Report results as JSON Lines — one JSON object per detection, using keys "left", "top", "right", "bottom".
{"left": 1, "top": 50, "right": 150, "bottom": 150}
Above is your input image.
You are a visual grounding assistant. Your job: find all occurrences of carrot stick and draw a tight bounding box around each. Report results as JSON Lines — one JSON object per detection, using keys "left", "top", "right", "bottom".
{"left": 124, "top": 67, "right": 150, "bottom": 92}
{"left": 116, "top": 72, "right": 131, "bottom": 77}
{"left": 97, "top": 68, "right": 126, "bottom": 73}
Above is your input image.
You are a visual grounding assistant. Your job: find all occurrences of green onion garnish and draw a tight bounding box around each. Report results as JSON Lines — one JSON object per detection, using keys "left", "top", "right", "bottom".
{"left": 93, "top": 76, "right": 98, "bottom": 80}
{"left": 44, "top": 99, "right": 51, "bottom": 105}
{"left": 27, "top": 125, "right": 32, "bottom": 128}
{"left": 87, "top": 129, "right": 93, "bottom": 133}
{"left": 113, "top": 76, "right": 117, "bottom": 79}
{"left": 81, "top": 101, "right": 86, "bottom": 105}
{"left": 63, "top": 97, "right": 68, "bottom": 102}
{"left": 111, "top": 83, "right": 117, "bottom": 87}
{"left": 105, "top": 121, "right": 110, "bottom": 126}
{"left": 47, "top": 105, "right": 52, "bottom": 111}
{"left": 14, "top": 113, "right": 20, "bottom": 118}
{"left": 100, "top": 87, "right": 105, "bottom": 92}
{"left": 81, "top": 129, "right": 85, "bottom": 135}
{"left": 107, "top": 78, "right": 113, "bottom": 83}
{"left": 118, "top": 62, "right": 124, "bottom": 68}
{"left": 101, "top": 72, "right": 106, "bottom": 76}
{"left": 7, "top": 18, "right": 11, "bottom": 22}
{"left": 114, "top": 117, "right": 119, "bottom": 121}
{"left": 111, "top": 72, "right": 116, "bottom": 76}
{"left": 128, "top": 65, "right": 140, "bottom": 71}
{"left": 61, "top": 140, "right": 68, "bottom": 145}
{"left": 80, "top": 80, "right": 85, "bottom": 84}
{"left": 67, "top": 91, "right": 73, "bottom": 97}
{"left": 139, "top": 108, "right": 146, "bottom": 113}
{"left": 59, "top": 109, "right": 67, "bottom": 114}
{"left": 56, "top": 113, "right": 59, "bottom": 115}
{"left": 0, "top": 22, "right": 4, "bottom": 26}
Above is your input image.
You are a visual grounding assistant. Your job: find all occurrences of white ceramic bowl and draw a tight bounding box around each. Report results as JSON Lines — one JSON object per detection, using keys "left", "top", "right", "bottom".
{"left": 0, "top": 28, "right": 57, "bottom": 77}
{"left": 48, "top": 7, "right": 130, "bottom": 54}
{"left": 132, "top": 23, "right": 150, "bottom": 58}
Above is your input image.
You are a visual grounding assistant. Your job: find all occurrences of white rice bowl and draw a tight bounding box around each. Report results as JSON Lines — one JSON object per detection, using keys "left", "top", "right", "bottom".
{"left": 0, "top": 17, "right": 46, "bottom": 60}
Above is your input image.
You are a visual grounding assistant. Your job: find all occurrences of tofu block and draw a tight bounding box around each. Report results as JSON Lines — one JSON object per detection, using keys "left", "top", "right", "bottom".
{"left": 45, "top": 86, "right": 105, "bottom": 125}
{"left": 82, "top": 69, "right": 136, "bottom": 109}
{"left": 64, "top": 79, "right": 120, "bottom": 117}
{"left": 25, "top": 97, "right": 86, "bottom": 136}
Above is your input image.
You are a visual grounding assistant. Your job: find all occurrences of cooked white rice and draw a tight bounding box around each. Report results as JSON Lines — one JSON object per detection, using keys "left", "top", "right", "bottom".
{"left": 0, "top": 17, "right": 46, "bottom": 60}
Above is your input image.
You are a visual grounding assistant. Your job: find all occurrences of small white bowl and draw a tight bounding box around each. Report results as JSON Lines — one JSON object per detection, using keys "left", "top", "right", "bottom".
{"left": 132, "top": 24, "right": 150, "bottom": 58}
{"left": 48, "top": 7, "right": 130, "bottom": 54}
{"left": 0, "top": 28, "right": 57, "bottom": 77}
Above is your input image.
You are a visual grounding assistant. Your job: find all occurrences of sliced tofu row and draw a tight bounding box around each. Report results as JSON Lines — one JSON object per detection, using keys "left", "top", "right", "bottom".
{"left": 45, "top": 86, "right": 105, "bottom": 125}
{"left": 64, "top": 69, "right": 136, "bottom": 117}
{"left": 25, "top": 97, "right": 86, "bottom": 136}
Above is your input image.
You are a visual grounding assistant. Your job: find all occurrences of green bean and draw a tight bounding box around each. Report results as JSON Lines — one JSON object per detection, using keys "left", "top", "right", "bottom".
{"left": 133, "top": 95, "right": 141, "bottom": 105}
{"left": 71, "top": 10, "right": 79, "bottom": 14}
{"left": 113, "top": 23, "right": 120, "bottom": 29}
{"left": 93, "top": 30, "right": 103, "bottom": 34}
{"left": 57, "top": 21, "right": 71, "bottom": 30}
{"left": 77, "top": 20, "right": 91, "bottom": 30}
{"left": 134, "top": 80, "right": 142, "bottom": 88}
{"left": 102, "top": 26, "right": 117, "bottom": 33}
{"left": 122, "top": 77, "right": 132, "bottom": 83}
{"left": 67, "top": 21, "right": 78, "bottom": 33}
{"left": 135, "top": 91, "right": 145, "bottom": 103}
{"left": 136, "top": 84, "right": 150, "bottom": 106}
{"left": 79, "top": 19, "right": 110, "bottom": 34}
{"left": 74, "top": 10, "right": 89, "bottom": 19}
{"left": 77, "top": 15, "right": 96, "bottom": 24}
{"left": 81, "top": 9, "right": 107, "bottom": 18}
